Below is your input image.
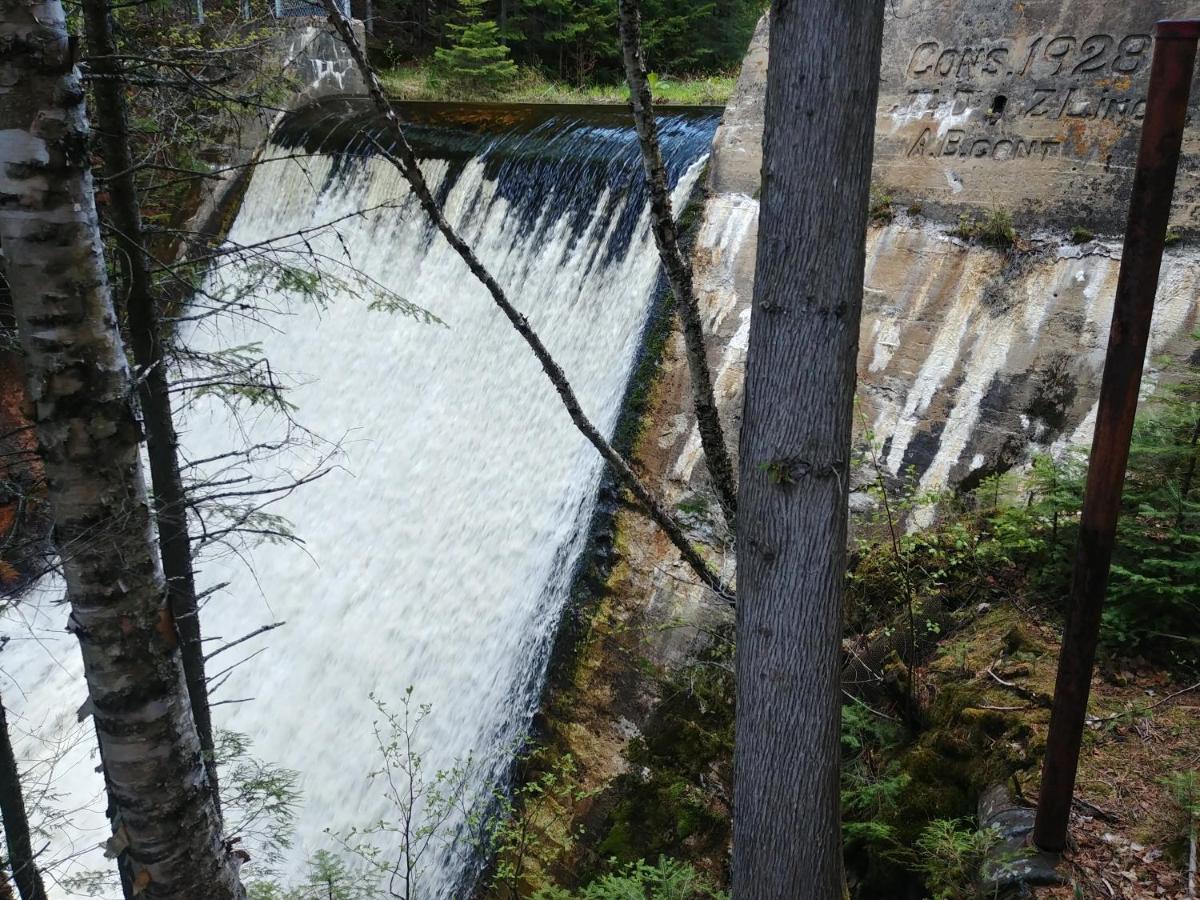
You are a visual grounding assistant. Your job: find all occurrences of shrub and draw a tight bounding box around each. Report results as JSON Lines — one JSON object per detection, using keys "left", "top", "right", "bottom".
{"left": 533, "top": 857, "right": 727, "bottom": 900}
{"left": 433, "top": 0, "right": 518, "bottom": 94}
{"left": 900, "top": 818, "right": 1001, "bottom": 900}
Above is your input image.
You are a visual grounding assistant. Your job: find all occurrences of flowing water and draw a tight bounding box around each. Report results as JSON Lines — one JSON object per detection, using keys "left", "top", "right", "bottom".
{"left": 1, "top": 102, "right": 718, "bottom": 896}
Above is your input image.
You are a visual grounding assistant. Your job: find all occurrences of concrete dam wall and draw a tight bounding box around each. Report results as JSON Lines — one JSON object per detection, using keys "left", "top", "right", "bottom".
{"left": 677, "top": 3, "right": 1200, "bottom": 508}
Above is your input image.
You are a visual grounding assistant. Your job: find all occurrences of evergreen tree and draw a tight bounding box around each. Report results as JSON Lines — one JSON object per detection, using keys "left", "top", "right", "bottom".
{"left": 1105, "top": 337, "right": 1200, "bottom": 655}
{"left": 434, "top": 0, "right": 518, "bottom": 93}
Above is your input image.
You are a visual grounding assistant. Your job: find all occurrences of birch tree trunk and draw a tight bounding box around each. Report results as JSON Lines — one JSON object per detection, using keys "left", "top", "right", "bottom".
{"left": 0, "top": 691, "right": 47, "bottom": 900}
{"left": 81, "top": 0, "right": 221, "bottom": 812}
{"left": 618, "top": 0, "right": 738, "bottom": 530}
{"left": 0, "top": 3, "right": 243, "bottom": 896}
{"left": 733, "top": 1, "right": 884, "bottom": 896}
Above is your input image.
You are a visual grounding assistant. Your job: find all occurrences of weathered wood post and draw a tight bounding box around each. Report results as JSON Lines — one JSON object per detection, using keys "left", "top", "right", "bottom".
{"left": 1034, "top": 18, "right": 1200, "bottom": 853}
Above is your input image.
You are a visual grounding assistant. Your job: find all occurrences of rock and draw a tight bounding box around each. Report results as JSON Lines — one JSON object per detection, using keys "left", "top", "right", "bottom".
{"left": 978, "top": 784, "right": 1066, "bottom": 896}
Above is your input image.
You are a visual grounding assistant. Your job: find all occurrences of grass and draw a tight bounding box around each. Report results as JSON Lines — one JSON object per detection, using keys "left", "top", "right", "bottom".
{"left": 378, "top": 62, "right": 736, "bottom": 106}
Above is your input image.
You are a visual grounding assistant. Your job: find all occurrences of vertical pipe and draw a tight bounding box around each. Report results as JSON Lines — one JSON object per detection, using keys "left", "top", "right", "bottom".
{"left": 1033, "top": 19, "right": 1200, "bottom": 853}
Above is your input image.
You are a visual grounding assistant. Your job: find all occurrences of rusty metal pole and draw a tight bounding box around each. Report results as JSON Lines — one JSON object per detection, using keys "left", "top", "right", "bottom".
{"left": 1034, "top": 19, "right": 1200, "bottom": 853}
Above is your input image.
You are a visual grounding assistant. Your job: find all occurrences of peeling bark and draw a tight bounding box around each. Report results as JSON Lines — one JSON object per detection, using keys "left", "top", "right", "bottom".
{"left": 81, "top": 0, "right": 220, "bottom": 812}
{"left": 0, "top": 3, "right": 243, "bottom": 896}
{"left": 733, "top": 1, "right": 885, "bottom": 896}
{"left": 618, "top": 0, "right": 738, "bottom": 531}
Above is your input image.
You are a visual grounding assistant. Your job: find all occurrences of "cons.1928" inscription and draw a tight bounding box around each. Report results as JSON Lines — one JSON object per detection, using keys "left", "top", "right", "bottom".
{"left": 908, "top": 33, "right": 1152, "bottom": 81}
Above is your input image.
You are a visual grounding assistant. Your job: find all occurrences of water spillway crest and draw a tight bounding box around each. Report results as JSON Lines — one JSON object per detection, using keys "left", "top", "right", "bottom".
{"left": 0, "top": 101, "right": 718, "bottom": 896}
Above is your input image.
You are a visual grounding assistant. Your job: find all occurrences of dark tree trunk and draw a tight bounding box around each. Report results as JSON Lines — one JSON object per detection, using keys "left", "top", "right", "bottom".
{"left": 322, "top": 0, "right": 732, "bottom": 600}
{"left": 733, "top": 2, "right": 884, "bottom": 896}
{"left": 81, "top": 0, "right": 221, "bottom": 812}
{"left": 0, "top": 2, "right": 242, "bottom": 895}
{"left": 618, "top": 0, "right": 738, "bottom": 530}
{"left": 0, "top": 691, "right": 48, "bottom": 900}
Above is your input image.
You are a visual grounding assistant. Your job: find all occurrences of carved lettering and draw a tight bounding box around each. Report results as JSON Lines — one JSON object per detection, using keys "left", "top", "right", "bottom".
{"left": 907, "top": 127, "right": 934, "bottom": 157}
{"left": 956, "top": 47, "right": 985, "bottom": 79}
{"left": 982, "top": 47, "right": 1009, "bottom": 75}
{"left": 936, "top": 48, "right": 958, "bottom": 77}
{"left": 906, "top": 32, "right": 1153, "bottom": 82}
{"left": 908, "top": 41, "right": 939, "bottom": 76}
{"left": 1024, "top": 89, "right": 1056, "bottom": 117}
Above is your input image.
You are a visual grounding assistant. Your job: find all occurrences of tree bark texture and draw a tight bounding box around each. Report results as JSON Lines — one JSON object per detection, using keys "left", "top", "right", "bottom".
{"left": 0, "top": 3, "right": 243, "bottom": 897}
{"left": 0, "top": 691, "right": 48, "bottom": 900}
{"left": 618, "top": 0, "right": 738, "bottom": 530}
{"left": 733, "top": 2, "right": 884, "bottom": 896}
{"left": 322, "top": 0, "right": 733, "bottom": 600}
{"left": 81, "top": 0, "right": 221, "bottom": 812}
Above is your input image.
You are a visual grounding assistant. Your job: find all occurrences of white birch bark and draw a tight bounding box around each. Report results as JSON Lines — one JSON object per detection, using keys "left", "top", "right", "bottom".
{"left": 0, "top": 3, "right": 243, "bottom": 896}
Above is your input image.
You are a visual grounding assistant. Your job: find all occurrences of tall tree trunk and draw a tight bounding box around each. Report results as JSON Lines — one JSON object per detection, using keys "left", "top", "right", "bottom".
{"left": 321, "top": 1, "right": 733, "bottom": 600}
{"left": 0, "top": 691, "right": 48, "bottom": 900}
{"left": 81, "top": 0, "right": 221, "bottom": 813}
{"left": 733, "top": 2, "right": 884, "bottom": 896}
{"left": 617, "top": 0, "right": 738, "bottom": 530}
{"left": 0, "top": 3, "right": 243, "bottom": 896}
{"left": 81, "top": 0, "right": 222, "bottom": 811}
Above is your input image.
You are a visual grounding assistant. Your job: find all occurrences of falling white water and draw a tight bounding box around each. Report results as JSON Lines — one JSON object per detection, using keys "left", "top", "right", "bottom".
{"left": 0, "top": 109, "right": 715, "bottom": 897}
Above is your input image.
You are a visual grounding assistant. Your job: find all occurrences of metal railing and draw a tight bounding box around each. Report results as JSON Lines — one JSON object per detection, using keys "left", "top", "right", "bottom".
{"left": 188, "top": 0, "right": 350, "bottom": 23}
{"left": 274, "top": 0, "right": 348, "bottom": 15}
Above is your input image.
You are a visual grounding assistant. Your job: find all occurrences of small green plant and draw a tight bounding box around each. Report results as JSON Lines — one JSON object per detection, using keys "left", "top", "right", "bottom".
{"left": 951, "top": 209, "right": 1017, "bottom": 249}
{"left": 760, "top": 459, "right": 795, "bottom": 486}
{"left": 331, "top": 689, "right": 479, "bottom": 899}
{"left": 869, "top": 188, "right": 895, "bottom": 225}
{"left": 840, "top": 698, "right": 909, "bottom": 851}
{"left": 1163, "top": 771, "right": 1199, "bottom": 897}
{"left": 532, "top": 857, "right": 727, "bottom": 899}
{"left": 898, "top": 818, "right": 1002, "bottom": 900}
{"left": 1166, "top": 228, "right": 1183, "bottom": 246}
{"left": 482, "top": 749, "right": 599, "bottom": 897}
{"left": 1070, "top": 225, "right": 1094, "bottom": 244}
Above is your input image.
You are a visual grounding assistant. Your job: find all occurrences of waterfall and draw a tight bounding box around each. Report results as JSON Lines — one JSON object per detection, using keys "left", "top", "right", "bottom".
{"left": 0, "top": 104, "right": 718, "bottom": 896}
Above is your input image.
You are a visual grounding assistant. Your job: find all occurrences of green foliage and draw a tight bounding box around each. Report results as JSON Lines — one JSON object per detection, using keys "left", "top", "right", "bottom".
{"left": 951, "top": 210, "right": 1017, "bottom": 249}
{"left": 532, "top": 857, "right": 727, "bottom": 900}
{"left": 1165, "top": 771, "right": 1200, "bottom": 820}
{"left": 840, "top": 699, "right": 910, "bottom": 851}
{"left": 434, "top": 0, "right": 518, "bottom": 93}
{"left": 330, "top": 688, "right": 479, "bottom": 899}
{"left": 1163, "top": 770, "right": 1200, "bottom": 870}
{"left": 897, "top": 818, "right": 1002, "bottom": 900}
{"left": 377, "top": 0, "right": 762, "bottom": 87}
{"left": 1070, "top": 225, "right": 1094, "bottom": 244}
{"left": 869, "top": 188, "right": 895, "bottom": 225}
{"left": 856, "top": 331, "right": 1200, "bottom": 659}
{"left": 1104, "top": 356, "right": 1200, "bottom": 656}
{"left": 481, "top": 748, "right": 598, "bottom": 896}
{"left": 248, "top": 850, "right": 380, "bottom": 900}
{"left": 217, "top": 730, "right": 302, "bottom": 880}
{"left": 595, "top": 640, "right": 732, "bottom": 867}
